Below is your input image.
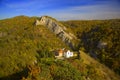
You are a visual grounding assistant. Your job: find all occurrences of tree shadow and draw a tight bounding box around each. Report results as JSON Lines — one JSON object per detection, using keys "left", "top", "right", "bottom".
{"left": 0, "top": 67, "right": 29, "bottom": 80}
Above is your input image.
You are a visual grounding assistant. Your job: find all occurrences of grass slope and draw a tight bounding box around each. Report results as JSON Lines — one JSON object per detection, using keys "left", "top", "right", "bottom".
{"left": 0, "top": 16, "right": 68, "bottom": 79}
{"left": 79, "top": 51, "right": 120, "bottom": 80}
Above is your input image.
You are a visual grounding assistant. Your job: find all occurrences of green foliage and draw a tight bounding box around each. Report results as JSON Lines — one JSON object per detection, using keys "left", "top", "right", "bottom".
{"left": 63, "top": 19, "right": 120, "bottom": 75}
{"left": 51, "top": 60, "right": 83, "bottom": 80}
{"left": 21, "top": 60, "right": 83, "bottom": 80}
{"left": 0, "top": 16, "right": 67, "bottom": 79}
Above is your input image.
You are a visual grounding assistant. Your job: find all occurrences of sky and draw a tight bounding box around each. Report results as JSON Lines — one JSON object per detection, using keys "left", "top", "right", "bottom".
{"left": 0, "top": 0, "right": 120, "bottom": 20}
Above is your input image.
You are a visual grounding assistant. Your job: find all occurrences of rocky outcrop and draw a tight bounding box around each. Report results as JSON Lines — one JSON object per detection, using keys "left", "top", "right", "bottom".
{"left": 35, "top": 16, "right": 77, "bottom": 49}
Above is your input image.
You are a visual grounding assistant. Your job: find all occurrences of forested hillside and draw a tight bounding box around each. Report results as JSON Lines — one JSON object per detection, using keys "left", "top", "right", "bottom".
{"left": 62, "top": 19, "right": 120, "bottom": 75}
{"left": 0, "top": 16, "right": 68, "bottom": 80}
{"left": 0, "top": 16, "right": 119, "bottom": 80}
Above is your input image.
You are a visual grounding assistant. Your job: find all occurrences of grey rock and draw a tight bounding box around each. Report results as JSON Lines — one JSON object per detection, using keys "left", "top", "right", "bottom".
{"left": 35, "top": 16, "right": 77, "bottom": 49}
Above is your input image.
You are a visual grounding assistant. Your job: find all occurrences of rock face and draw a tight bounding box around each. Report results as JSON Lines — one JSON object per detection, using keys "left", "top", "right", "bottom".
{"left": 36, "top": 16, "right": 76, "bottom": 49}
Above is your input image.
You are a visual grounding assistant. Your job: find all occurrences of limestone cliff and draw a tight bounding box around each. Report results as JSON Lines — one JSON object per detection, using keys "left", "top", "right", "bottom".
{"left": 35, "top": 16, "right": 77, "bottom": 49}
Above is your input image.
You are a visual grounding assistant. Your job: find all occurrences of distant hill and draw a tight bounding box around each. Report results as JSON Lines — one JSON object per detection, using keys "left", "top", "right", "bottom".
{"left": 0, "top": 16, "right": 119, "bottom": 80}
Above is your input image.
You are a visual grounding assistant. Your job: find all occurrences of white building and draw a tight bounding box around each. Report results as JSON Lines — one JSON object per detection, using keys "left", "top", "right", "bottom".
{"left": 64, "top": 50, "right": 73, "bottom": 58}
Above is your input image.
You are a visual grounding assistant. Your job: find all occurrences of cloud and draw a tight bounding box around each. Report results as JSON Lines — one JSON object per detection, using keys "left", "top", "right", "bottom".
{"left": 3, "top": 0, "right": 39, "bottom": 8}
{"left": 2, "top": 0, "right": 58, "bottom": 9}
{"left": 45, "top": 3, "right": 120, "bottom": 20}
{"left": 0, "top": 0, "right": 120, "bottom": 20}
